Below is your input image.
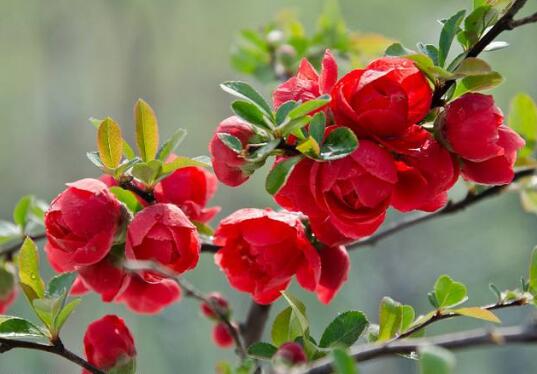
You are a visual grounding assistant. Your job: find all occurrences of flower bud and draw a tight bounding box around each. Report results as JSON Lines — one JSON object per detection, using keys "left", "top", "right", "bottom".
{"left": 212, "top": 322, "right": 234, "bottom": 348}
{"left": 273, "top": 342, "right": 307, "bottom": 369}
{"left": 200, "top": 293, "right": 230, "bottom": 319}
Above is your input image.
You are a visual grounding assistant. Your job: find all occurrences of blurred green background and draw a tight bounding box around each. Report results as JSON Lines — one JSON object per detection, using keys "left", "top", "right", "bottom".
{"left": 1, "top": 0, "right": 537, "bottom": 373}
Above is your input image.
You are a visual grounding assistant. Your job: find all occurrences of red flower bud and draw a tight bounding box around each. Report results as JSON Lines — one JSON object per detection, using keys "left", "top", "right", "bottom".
{"left": 0, "top": 266, "right": 16, "bottom": 314}
{"left": 331, "top": 57, "right": 432, "bottom": 138}
{"left": 442, "top": 93, "right": 524, "bottom": 185}
{"left": 209, "top": 116, "right": 255, "bottom": 187}
{"left": 154, "top": 156, "right": 220, "bottom": 223}
{"left": 200, "top": 292, "right": 230, "bottom": 319}
{"left": 214, "top": 209, "right": 320, "bottom": 304}
{"left": 212, "top": 322, "right": 234, "bottom": 348}
{"left": 273, "top": 49, "right": 337, "bottom": 110}
{"left": 45, "top": 178, "right": 122, "bottom": 268}
{"left": 117, "top": 275, "right": 181, "bottom": 315}
{"left": 273, "top": 342, "right": 307, "bottom": 367}
{"left": 125, "top": 203, "right": 200, "bottom": 282}
{"left": 83, "top": 315, "right": 136, "bottom": 373}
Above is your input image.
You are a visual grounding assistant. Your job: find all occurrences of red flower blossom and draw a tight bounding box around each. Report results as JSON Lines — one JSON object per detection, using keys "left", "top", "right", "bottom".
{"left": 315, "top": 245, "right": 350, "bottom": 304}
{"left": 117, "top": 275, "right": 181, "bottom": 315}
{"left": 44, "top": 178, "right": 122, "bottom": 267}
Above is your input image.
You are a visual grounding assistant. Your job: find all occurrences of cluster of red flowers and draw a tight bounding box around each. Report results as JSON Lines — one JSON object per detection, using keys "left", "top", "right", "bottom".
{"left": 211, "top": 51, "right": 525, "bottom": 249}
{"left": 44, "top": 162, "right": 218, "bottom": 314}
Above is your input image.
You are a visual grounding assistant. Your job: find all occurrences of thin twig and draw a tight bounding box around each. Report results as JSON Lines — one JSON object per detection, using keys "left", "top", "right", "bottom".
{"left": 349, "top": 167, "right": 536, "bottom": 250}
{"left": 118, "top": 178, "right": 155, "bottom": 203}
{"left": 241, "top": 302, "right": 272, "bottom": 348}
{"left": 510, "top": 11, "right": 537, "bottom": 28}
{"left": 306, "top": 322, "right": 537, "bottom": 374}
{"left": 397, "top": 297, "right": 529, "bottom": 340}
{"left": 0, "top": 337, "right": 105, "bottom": 374}
{"left": 123, "top": 260, "right": 247, "bottom": 359}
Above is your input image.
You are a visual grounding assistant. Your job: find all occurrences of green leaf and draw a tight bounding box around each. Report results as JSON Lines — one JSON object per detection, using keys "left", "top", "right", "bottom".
{"left": 161, "top": 156, "right": 211, "bottom": 175}
{"left": 122, "top": 140, "right": 136, "bottom": 160}
{"left": 271, "top": 307, "right": 300, "bottom": 347}
{"left": 108, "top": 358, "right": 136, "bottom": 374}
{"left": 434, "top": 275, "right": 468, "bottom": 308}
{"left": 529, "top": 246, "right": 537, "bottom": 295}
{"left": 438, "top": 10, "right": 466, "bottom": 67}
{"left": 247, "top": 139, "right": 280, "bottom": 162}
{"left": 419, "top": 345, "right": 455, "bottom": 374}
{"left": 454, "top": 58, "right": 492, "bottom": 77}
{"left": 297, "top": 137, "right": 321, "bottom": 158}
{"left": 109, "top": 187, "right": 143, "bottom": 213}
{"left": 156, "top": 128, "right": 187, "bottom": 161}
{"left": 54, "top": 298, "right": 81, "bottom": 332}
{"left": 452, "top": 307, "right": 501, "bottom": 323}
{"left": 134, "top": 99, "right": 159, "bottom": 162}
{"left": 318, "top": 127, "right": 358, "bottom": 161}
{"left": 86, "top": 151, "right": 105, "bottom": 170}
{"left": 280, "top": 116, "right": 312, "bottom": 137}
{"left": 460, "top": 6, "right": 498, "bottom": 47}
{"left": 89, "top": 117, "right": 101, "bottom": 128}
{"left": 483, "top": 41, "right": 509, "bottom": 52}
{"left": 281, "top": 292, "right": 309, "bottom": 335}
{"left": 509, "top": 93, "right": 537, "bottom": 160}
{"left": 417, "top": 43, "right": 439, "bottom": 65}
{"left": 97, "top": 117, "right": 123, "bottom": 169}
{"left": 265, "top": 156, "right": 302, "bottom": 195}
{"left": 231, "top": 100, "right": 272, "bottom": 130}
{"left": 220, "top": 81, "right": 272, "bottom": 117}
{"left": 13, "top": 195, "right": 33, "bottom": 229}
{"left": 217, "top": 133, "right": 243, "bottom": 153}
{"left": 0, "top": 221, "right": 21, "bottom": 246}
{"left": 377, "top": 297, "right": 403, "bottom": 341}
{"left": 288, "top": 95, "right": 330, "bottom": 119}
{"left": 131, "top": 160, "right": 162, "bottom": 185}
{"left": 47, "top": 272, "right": 77, "bottom": 298}
{"left": 114, "top": 158, "right": 142, "bottom": 179}
{"left": 401, "top": 305, "right": 416, "bottom": 332}
{"left": 17, "top": 237, "right": 45, "bottom": 301}
{"left": 309, "top": 112, "right": 326, "bottom": 145}
{"left": 385, "top": 42, "right": 415, "bottom": 56}
{"left": 192, "top": 221, "right": 214, "bottom": 237}
{"left": 0, "top": 267, "right": 15, "bottom": 298}
{"left": 33, "top": 297, "right": 61, "bottom": 328}
{"left": 332, "top": 347, "right": 358, "bottom": 374}
{"left": 275, "top": 101, "right": 298, "bottom": 126}
{"left": 319, "top": 311, "right": 368, "bottom": 348}
{"left": 0, "top": 316, "right": 46, "bottom": 339}
{"left": 453, "top": 71, "right": 503, "bottom": 97}
{"left": 247, "top": 342, "right": 278, "bottom": 360}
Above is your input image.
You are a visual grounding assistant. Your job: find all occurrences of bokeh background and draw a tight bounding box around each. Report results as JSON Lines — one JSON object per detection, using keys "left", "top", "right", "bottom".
{"left": 1, "top": 0, "right": 537, "bottom": 373}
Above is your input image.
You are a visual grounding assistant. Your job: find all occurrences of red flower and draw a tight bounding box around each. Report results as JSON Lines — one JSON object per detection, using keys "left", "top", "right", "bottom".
{"left": 77, "top": 256, "right": 130, "bottom": 302}
{"left": 274, "top": 342, "right": 307, "bottom": 367}
{"left": 212, "top": 322, "right": 234, "bottom": 348}
{"left": 315, "top": 245, "right": 350, "bottom": 304}
{"left": 273, "top": 49, "right": 338, "bottom": 110}
{"left": 200, "top": 293, "right": 230, "bottom": 319}
{"left": 0, "top": 288, "right": 16, "bottom": 314}
{"left": 275, "top": 140, "right": 398, "bottom": 245}
{"left": 442, "top": 93, "right": 525, "bottom": 185}
{"left": 70, "top": 277, "right": 89, "bottom": 297}
{"left": 44, "top": 178, "right": 122, "bottom": 267}
{"left": 331, "top": 57, "right": 432, "bottom": 138}
{"left": 214, "top": 209, "right": 320, "bottom": 304}
{"left": 125, "top": 203, "right": 200, "bottom": 281}
{"left": 391, "top": 138, "right": 459, "bottom": 212}
{"left": 117, "top": 275, "right": 181, "bottom": 315}
{"left": 154, "top": 158, "right": 220, "bottom": 223}
{"left": 209, "top": 116, "right": 255, "bottom": 187}
{"left": 83, "top": 315, "right": 136, "bottom": 374}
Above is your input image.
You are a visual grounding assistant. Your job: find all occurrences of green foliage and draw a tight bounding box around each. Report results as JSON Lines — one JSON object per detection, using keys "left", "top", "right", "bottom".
{"left": 319, "top": 311, "right": 368, "bottom": 348}
{"left": 377, "top": 297, "right": 403, "bottom": 341}
{"left": 419, "top": 345, "right": 455, "bottom": 374}
{"left": 432, "top": 275, "right": 468, "bottom": 308}
{"left": 331, "top": 347, "right": 359, "bottom": 374}
{"left": 0, "top": 316, "right": 46, "bottom": 339}
{"left": 438, "top": 10, "right": 466, "bottom": 67}
{"left": 135, "top": 98, "right": 160, "bottom": 162}
{"left": 509, "top": 93, "right": 537, "bottom": 161}
{"left": 156, "top": 128, "right": 187, "bottom": 161}
{"left": 109, "top": 187, "right": 143, "bottom": 214}
{"left": 265, "top": 155, "right": 302, "bottom": 195}
{"left": 97, "top": 117, "right": 123, "bottom": 169}
{"left": 247, "top": 342, "right": 278, "bottom": 360}
{"left": 271, "top": 292, "right": 309, "bottom": 347}
{"left": 217, "top": 133, "right": 243, "bottom": 153}
{"left": 17, "top": 237, "right": 45, "bottom": 302}
{"left": 220, "top": 81, "right": 272, "bottom": 118}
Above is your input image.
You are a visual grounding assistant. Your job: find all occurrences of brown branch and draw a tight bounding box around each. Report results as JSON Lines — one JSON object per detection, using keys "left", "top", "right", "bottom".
{"left": 240, "top": 302, "right": 272, "bottom": 348}
{"left": 0, "top": 233, "right": 46, "bottom": 259}
{"left": 118, "top": 178, "right": 155, "bottom": 203}
{"left": 348, "top": 167, "right": 535, "bottom": 250}
{"left": 432, "top": 0, "right": 532, "bottom": 106}
{"left": 123, "top": 260, "right": 247, "bottom": 359}
{"left": 306, "top": 322, "right": 537, "bottom": 374}
{"left": 397, "top": 297, "right": 529, "bottom": 340}
{"left": 0, "top": 337, "right": 105, "bottom": 374}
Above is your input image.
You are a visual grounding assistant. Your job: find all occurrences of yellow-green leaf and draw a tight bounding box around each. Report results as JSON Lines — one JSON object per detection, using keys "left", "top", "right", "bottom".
{"left": 377, "top": 297, "right": 402, "bottom": 341}
{"left": 134, "top": 99, "right": 159, "bottom": 161}
{"left": 452, "top": 307, "right": 501, "bottom": 323}
{"left": 17, "top": 237, "right": 45, "bottom": 301}
{"left": 97, "top": 117, "right": 123, "bottom": 169}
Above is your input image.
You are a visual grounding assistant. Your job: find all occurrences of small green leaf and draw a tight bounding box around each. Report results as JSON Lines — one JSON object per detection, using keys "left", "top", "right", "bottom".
{"left": 108, "top": 357, "right": 136, "bottom": 374}
{"left": 265, "top": 156, "right": 302, "bottom": 195}
{"left": 319, "top": 311, "right": 368, "bottom": 348}
{"left": 401, "top": 305, "right": 416, "bottom": 332}
{"left": 0, "top": 267, "right": 15, "bottom": 298}
{"left": 319, "top": 127, "right": 358, "bottom": 161}
{"left": 434, "top": 275, "right": 468, "bottom": 308}
{"left": 13, "top": 195, "right": 33, "bottom": 229}
{"left": 97, "top": 117, "right": 123, "bottom": 169}
{"left": 86, "top": 151, "right": 105, "bottom": 170}
{"left": 33, "top": 297, "right": 61, "bottom": 328}
{"left": 288, "top": 95, "right": 330, "bottom": 119}
{"left": 247, "top": 342, "right": 278, "bottom": 360}
{"left": 309, "top": 112, "right": 326, "bottom": 145}
{"left": 156, "top": 128, "right": 187, "bottom": 161}
{"left": 0, "top": 221, "right": 21, "bottom": 246}
{"left": 271, "top": 307, "right": 302, "bottom": 347}
{"left": 89, "top": 117, "right": 101, "bottom": 128}
{"left": 280, "top": 116, "right": 312, "bottom": 137}
{"left": 0, "top": 316, "right": 46, "bottom": 339}
{"left": 47, "top": 272, "right": 77, "bottom": 298}
{"left": 332, "top": 347, "right": 358, "bottom": 374}
{"left": 385, "top": 43, "right": 415, "bottom": 56}
{"left": 122, "top": 140, "right": 136, "bottom": 160}
{"left": 17, "top": 237, "right": 45, "bottom": 301}
{"left": 454, "top": 58, "right": 492, "bottom": 76}
{"left": 192, "top": 221, "right": 214, "bottom": 237}
{"left": 220, "top": 81, "right": 272, "bottom": 117}
{"left": 297, "top": 137, "right": 321, "bottom": 158}
{"left": 438, "top": 10, "right": 466, "bottom": 67}
{"left": 131, "top": 161, "right": 161, "bottom": 186}
{"left": 452, "top": 307, "right": 501, "bottom": 323}
{"left": 275, "top": 101, "right": 298, "bottom": 125}
{"left": 161, "top": 156, "right": 211, "bottom": 175}
{"left": 217, "top": 133, "right": 243, "bottom": 153}
{"left": 377, "top": 297, "right": 403, "bottom": 341}
{"left": 509, "top": 93, "right": 537, "bottom": 160}
{"left": 453, "top": 71, "right": 503, "bottom": 97}
{"left": 419, "top": 345, "right": 455, "bottom": 374}
{"left": 231, "top": 100, "right": 272, "bottom": 130}
{"left": 281, "top": 292, "right": 309, "bottom": 335}
{"left": 247, "top": 139, "right": 280, "bottom": 162}
{"left": 114, "top": 158, "right": 142, "bottom": 179}
{"left": 54, "top": 298, "right": 81, "bottom": 332}
{"left": 134, "top": 99, "right": 159, "bottom": 162}
{"left": 109, "top": 187, "right": 143, "bottom": 213}
{"left": 529, "top": 246, "right": 537, "bottom": 295}
{"left": 417, "top": 43, "right": 439, "bottom": 65}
